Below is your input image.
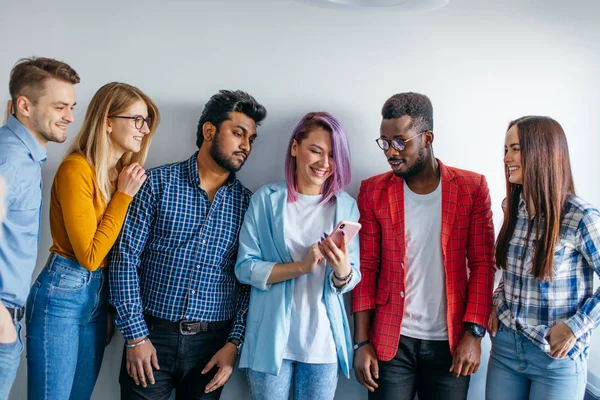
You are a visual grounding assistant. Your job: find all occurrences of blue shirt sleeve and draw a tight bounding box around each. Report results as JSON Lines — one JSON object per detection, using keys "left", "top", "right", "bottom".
{"left": 109, "top": 176, "right": 156, "bottom": 341}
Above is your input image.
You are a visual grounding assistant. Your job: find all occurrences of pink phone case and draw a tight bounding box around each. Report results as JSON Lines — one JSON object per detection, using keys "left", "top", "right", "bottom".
{"left": 328, "top": 221, "right": 361, "bottom": 248}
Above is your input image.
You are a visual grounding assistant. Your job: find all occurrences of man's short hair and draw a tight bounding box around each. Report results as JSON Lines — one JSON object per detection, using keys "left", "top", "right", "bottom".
{"left": 9, "top": 57, "right": 80, "bottom": 104}
{"left": 196, "top": 90, "right": 267, "bottom": 148}
{"left": 381, "top": 92, "right": 433, "bottom": 132}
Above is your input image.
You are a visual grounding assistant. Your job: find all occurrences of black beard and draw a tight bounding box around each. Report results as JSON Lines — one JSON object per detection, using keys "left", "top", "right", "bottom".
{"left": 209, "top": 131, "right": 247, "bottom": 173}
{"left": 394, "top": 147, "right": 427, "bottom": 178}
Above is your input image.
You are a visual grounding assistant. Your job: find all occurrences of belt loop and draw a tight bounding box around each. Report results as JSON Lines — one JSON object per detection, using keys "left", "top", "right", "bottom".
{"left": 45, "top": 253, "right": 54, "bottom": 269}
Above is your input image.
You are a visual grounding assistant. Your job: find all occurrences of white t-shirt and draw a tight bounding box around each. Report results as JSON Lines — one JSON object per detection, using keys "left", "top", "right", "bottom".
{"left": 283, "top": 193, "right": 337, "bottom": 363}
{"left": 400, "top": 181, "right": 448, "bottom": 340}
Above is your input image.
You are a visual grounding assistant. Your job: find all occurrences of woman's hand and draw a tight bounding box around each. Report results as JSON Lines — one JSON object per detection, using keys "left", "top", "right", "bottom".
{"left": 319, "top": 232, "right": 351, "bottom": 279}
{"left": 117, "top": 163, "right": 147, "bottom": 197}
{"left": 546, "top": 322, "right": 576, "bottom": 359}
{"left": 488, "top": 305, "right": 499, "bottom": 337}
{"left": 300, "top": 244, "right": 324, "bottom": 275}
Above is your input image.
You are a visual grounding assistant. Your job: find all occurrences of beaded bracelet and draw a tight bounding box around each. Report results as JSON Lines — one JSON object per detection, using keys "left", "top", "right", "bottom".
{"left": 332, "top": 270, "right": 353, "bottom": 287}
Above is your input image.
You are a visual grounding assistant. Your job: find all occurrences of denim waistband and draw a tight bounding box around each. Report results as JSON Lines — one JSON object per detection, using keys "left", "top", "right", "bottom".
{"left": 45, "top": 253, "right": 106, "bottom": 280}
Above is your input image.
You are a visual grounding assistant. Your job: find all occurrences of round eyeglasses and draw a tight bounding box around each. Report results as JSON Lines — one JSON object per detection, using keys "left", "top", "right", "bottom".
{"left": 111, "top": 115, "right": 152, "bottom": 130}
{"left": 376, "top": 131, "right": 426, "bottom": 152}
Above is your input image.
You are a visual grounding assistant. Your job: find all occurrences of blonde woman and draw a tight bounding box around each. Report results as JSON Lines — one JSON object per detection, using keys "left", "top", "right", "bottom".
{"left": 26, "top": 82, "right": 159, "bottom": 400}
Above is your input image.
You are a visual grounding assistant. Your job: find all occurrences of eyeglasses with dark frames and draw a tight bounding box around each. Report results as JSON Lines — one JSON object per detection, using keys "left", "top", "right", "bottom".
{"left": 375, "top": 131, "right": 428, "bottom": 152}
{"left": 111, "top": 115, "right": 152, "bottom": 130}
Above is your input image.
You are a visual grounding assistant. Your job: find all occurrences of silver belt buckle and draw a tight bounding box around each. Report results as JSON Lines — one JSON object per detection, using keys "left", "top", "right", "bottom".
{"left": 179, "top": 320, "right": 196, "bottom": 335}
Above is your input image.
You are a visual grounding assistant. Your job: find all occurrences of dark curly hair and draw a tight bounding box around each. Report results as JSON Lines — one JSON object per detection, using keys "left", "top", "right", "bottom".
{"left": 381, "top": 92, "right": 433, "bottom": 132}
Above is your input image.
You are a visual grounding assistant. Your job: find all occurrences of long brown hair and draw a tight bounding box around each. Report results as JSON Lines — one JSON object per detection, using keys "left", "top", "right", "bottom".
{"left": 67, "top": 82, "right": 160, "bottom": 202}
{"left": 495, "top": 116, "right": 575, "bottom": 280}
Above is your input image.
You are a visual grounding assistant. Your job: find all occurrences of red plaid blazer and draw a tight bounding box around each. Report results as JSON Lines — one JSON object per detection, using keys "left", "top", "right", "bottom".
{"left": 351, "top": 160, "right": 495, "bottom": 361}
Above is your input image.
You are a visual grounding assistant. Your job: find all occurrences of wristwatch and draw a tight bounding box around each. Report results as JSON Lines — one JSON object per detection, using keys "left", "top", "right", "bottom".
{"left": 464, "top": 322, "right": 486, "bottom": 338}
{"left": 353, "top": 340, "right": 371, "bottom": 351}
{"left": 227, "top": 338, "right": 242, "bottom": 354}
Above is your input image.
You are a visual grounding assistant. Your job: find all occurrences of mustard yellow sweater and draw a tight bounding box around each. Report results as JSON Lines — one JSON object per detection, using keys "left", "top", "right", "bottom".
{"left": 49, "top": 153, "right": 132, "bottom": 271}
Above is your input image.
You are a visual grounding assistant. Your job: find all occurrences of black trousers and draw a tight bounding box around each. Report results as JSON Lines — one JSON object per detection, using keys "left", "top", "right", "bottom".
{"left": 370, "top": 335, "right": 470, "bottom": 400}
{"left": 119, "top": 320, "right": 230, "bottom": 400}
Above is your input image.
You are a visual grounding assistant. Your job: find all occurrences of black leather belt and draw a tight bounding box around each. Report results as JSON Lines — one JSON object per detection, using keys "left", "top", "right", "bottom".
{"left": 145, "top": 315, "right": 232, "bottom": 336}
{"left": 7, "top": 307, "right": 25, "bottom": 321}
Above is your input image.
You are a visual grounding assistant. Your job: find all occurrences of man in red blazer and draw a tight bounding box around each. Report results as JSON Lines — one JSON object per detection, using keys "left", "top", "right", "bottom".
{"left": 352, "top": 92, "right": 495, "bottom": 400}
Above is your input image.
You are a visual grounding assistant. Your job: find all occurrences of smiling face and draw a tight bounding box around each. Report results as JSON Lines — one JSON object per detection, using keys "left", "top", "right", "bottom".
{"left": 108, "top": 100, "right": 150, "bottom": 155}
{"left": 379, "top": 115, "right": 429, "bottom": 178}
{"left": 504, "top": 124, "right": 523, "bottom": 185}
{"left": 291, "top": 127, "right": 334, "bottom": 195}
{"left": 22, "top": 78, "right": 76, "bottom": 145}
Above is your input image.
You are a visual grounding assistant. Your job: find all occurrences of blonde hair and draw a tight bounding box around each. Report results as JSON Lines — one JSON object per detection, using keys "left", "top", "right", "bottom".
{"left": 67, "top": 82, "right": 160, "bottom": 202}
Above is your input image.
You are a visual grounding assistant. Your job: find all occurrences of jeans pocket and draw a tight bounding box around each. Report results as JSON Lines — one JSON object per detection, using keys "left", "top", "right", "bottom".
{"left": 51, "top": 268, "right": 87, "bottom": 292}
{"left": 543, "top": 351, "right": 569, "bottom": 361}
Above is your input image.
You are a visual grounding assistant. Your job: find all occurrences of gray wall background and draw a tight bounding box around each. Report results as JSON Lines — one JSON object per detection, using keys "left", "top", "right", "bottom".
{"left": 1, "top": 0, "right": 599, "bottom": 398}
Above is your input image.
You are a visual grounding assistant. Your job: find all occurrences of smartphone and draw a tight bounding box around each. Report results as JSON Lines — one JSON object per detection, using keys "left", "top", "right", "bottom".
{"left": 328, "top": 220, "right": 361, "bottom": 248}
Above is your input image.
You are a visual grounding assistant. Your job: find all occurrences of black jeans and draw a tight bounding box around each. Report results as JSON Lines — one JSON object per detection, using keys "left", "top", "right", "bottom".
{"left": 119, "top": 320, "right": 230, "bottom": 400}
{"left": 370, "top": 335, "right": 470, "bottom": 400}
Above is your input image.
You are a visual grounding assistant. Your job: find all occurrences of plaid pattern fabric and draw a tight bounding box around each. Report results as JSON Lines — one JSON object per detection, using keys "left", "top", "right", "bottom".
{"left": 494, "top": 194, "right": 600, "bottom": 358}
{"left": 352, "top": 160, "right": 496, "bottom": 361}
{"left": 109, "top": 152, "right": 252, "bottom": 341}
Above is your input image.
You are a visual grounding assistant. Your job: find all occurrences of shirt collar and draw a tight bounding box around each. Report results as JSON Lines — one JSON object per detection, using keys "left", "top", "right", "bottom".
{"left": 7, "top": 115, "right": 47, "bottom": 162}
{"left": 185, "top": 151, "right": 239, "bottom": 189}
{"left": 517, "top": 193, "right": 537, "bottom": 220}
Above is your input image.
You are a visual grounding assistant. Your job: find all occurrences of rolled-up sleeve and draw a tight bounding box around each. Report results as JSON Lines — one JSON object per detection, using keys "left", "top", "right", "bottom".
{"left": 235, "top": 194, "right": 276, "bottom": 291}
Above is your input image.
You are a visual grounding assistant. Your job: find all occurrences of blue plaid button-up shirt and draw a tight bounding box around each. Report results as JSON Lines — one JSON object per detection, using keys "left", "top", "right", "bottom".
{"left": 109, "top": 152, "right": 252, "bottom": 341}
{"left": 494, "top": 194, "right": 600, "bottom": 358}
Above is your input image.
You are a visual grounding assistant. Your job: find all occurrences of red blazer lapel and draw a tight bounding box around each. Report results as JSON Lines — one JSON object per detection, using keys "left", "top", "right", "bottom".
{"left": 387, "top": 175, "right": 405, "bottom": 251}
{"left": 440, "top": 160, "right": 458, "bottom": 261}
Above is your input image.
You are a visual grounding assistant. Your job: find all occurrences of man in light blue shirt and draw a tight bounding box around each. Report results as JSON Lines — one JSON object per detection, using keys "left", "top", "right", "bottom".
{"left": 0, "top": 57, "right": 79, "bottom": 399}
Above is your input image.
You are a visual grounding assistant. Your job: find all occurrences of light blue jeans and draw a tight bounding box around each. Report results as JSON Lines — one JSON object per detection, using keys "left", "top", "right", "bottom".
{"left": 26, "top": 254, "right": 108, "bottom": 400}
{"left": 247, "top": 360, "right": 339, "bottom": 400}
{"left": 0, "top": 320, "right": 23, "bottom": 400}
{"left": 486, "top": 322, "right": 587, "bottom": 400}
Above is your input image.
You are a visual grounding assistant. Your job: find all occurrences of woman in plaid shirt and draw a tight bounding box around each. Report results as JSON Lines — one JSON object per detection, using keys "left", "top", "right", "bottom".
{"left": 487, "top": 116, "right": 600, "bottom": 399}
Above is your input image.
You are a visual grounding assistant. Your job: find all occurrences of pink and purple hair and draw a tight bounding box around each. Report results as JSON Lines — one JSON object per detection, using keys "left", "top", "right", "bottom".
{"left": 284, "top": 112, "right": 352, "bottom": 204}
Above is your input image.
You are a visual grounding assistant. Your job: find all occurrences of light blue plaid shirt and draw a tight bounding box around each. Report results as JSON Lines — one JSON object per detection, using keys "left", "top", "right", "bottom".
{"left": 109, "top": 152, "right": 252, "bottom": 341}
{"left": 494, "top": 194, "right": 600, "bottom": 358}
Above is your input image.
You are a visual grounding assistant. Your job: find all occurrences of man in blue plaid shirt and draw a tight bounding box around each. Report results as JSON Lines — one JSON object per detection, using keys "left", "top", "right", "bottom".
{"left": 110, "top": 90, "right": 267, "bottom": 399}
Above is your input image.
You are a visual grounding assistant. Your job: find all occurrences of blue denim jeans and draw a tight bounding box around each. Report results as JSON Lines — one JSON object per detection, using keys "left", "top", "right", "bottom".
{"left": 486, "top": 322, "right": 587, "bottom": 400}
{"left": 26, "top": 254, "right": 108, "bottom": 400}
{"left": 0, "top": 320, "right": 23, "bottom": 400}
{"left": 247, "top": 360, "right": 339, "bottom": 400}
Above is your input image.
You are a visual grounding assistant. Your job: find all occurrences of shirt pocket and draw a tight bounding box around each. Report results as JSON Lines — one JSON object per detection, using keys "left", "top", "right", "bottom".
{"left": 552, "top": 238, "right": 577, "bottom": 279}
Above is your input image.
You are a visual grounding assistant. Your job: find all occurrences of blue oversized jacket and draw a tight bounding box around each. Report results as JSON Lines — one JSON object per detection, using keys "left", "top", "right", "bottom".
{"left": 235, "top": 181, "right": 361, "bottom": 377}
